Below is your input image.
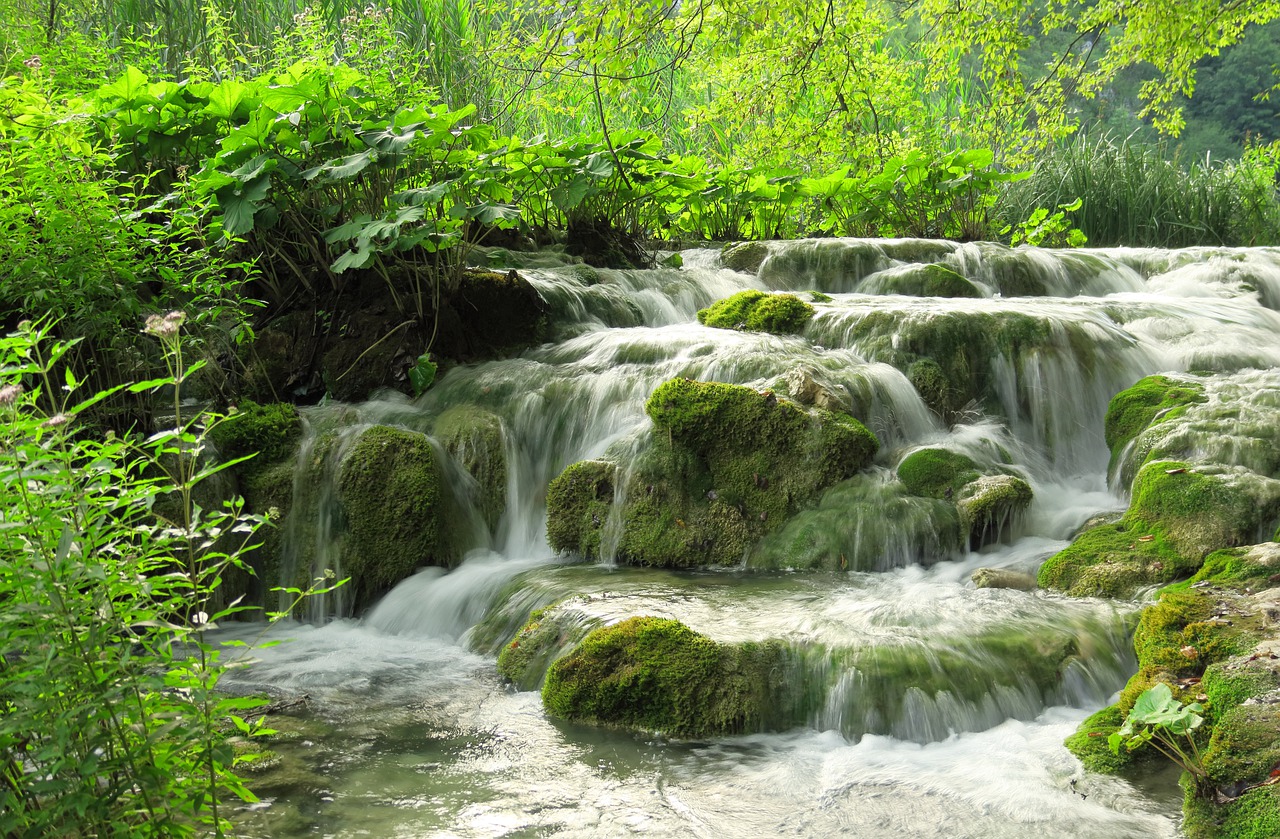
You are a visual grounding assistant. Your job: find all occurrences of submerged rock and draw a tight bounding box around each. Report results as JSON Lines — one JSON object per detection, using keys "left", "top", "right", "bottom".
{"left": 861, "top": 263, "right": 983, "bottom": 298}
{"left": 895, "top": 447, "right": 1031, "bottom": 551}
{"left": 720, "top": 241, "right": 769, "bottom": 273}
{"left": 433, "top": 404, "right": 507, "bottom": 534}
{"left": 541, "top": 616, "right": 786, "bottom": 737}
{"left": 696, "top": 289, "right": 815, "bottom": 334}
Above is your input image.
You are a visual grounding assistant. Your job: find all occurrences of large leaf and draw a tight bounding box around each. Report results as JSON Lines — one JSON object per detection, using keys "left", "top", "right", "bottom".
{"left": 99, "top": 66, "right": 153, "bottom": 106}
{"left": 205, "top": 80, "right": 248, "bottom": 121}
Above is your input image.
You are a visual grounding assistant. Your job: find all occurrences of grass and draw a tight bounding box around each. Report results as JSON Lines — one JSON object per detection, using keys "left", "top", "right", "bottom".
{"left": 1004, "top": 134, "right": 1280, "bottom": 247}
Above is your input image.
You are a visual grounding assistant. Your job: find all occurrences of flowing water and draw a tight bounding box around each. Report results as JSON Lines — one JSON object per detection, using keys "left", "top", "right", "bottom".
{"left": 219, "top": 239, "right": 1280, "bottom": 837}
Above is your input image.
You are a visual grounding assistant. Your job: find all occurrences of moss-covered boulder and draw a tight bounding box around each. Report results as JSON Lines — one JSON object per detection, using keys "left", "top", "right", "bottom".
{"left": 336, "top": 425, "right": 451, "bottom": 608}
{"left": 957, "top": 475, "right": 1033, "bottom": 548}
{"left": 1203, "top": 698, "right": 1280, "bottom": 791}
{"left": 548, "top": 379, "right": 878, "bottom": 568}
{"left": 1039, "top": 463, "right": 1279, "bottom": 599}
{"left": 1037, "top": 520, "right": 1194, "bottom": 598}
{"left": 748, "top": 476, "right": 961, "bottom": 571}
{"left": 433, "top": 405, "right": 507, "bottom": 534}
{"left": 1103, "top": 375, "right": 1206, "bottom": 460}
{"left": 1183, "top": 785, "right": 1280, "bottom": 839}
{"left": 541, "top": 616, "right": 786, "bottom": 737}
{"left": 546, "top": 460, "right": 617, "bottom": 557}
{"left": 1188, "top": 543, "right": 1280, "bottom": 593}
{"left": 697, "top": 290, "right": 815, "bottom": 335}
{"left": 496, "top": 606, "right": 590, "bottom": 692}
{"left": 897, "top": 448, "right": 981, "bottom": 499}
{"left": 720, "top": 241, "right": 769, "bottom": 273}
{"left": 210, "top": 400, "right": 302, "bottom": 464}
{"left": 863, "top": 263, "right": 983, "bottom": 298}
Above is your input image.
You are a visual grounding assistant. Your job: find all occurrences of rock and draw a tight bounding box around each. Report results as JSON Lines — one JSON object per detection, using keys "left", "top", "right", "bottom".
{"left": 697, "top": 289, "right": 814, "bottom": 335}
{"left": 336, "top": 425, "right": 452, "bottom": 609}
{"left": 541, "top": 616, "right": 785, "bottom": 737}
{"left": 897, "top": 447, "right": 981, "bottom": 499}
{"left": 971, "top": 567, "right": 1038, "bottom": 590}
{"left": 546, "top": 378, "right": 878, "bottom": 568}
{"left": 782, "top": 366, "right": 848, "bottom": 413}
{"left": 957, "top": 474, "right": 1033, "bottom": 549}
{"left": 862, "top": 263, "right": 984, "bottom": 298}
{"left": 720, "top": 241, "right": 769, "bottom": 273}
{"left": 433, "top": 405, "right": 507, "bottom": 534}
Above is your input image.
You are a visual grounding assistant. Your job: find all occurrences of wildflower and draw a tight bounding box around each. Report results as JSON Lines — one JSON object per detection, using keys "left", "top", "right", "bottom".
{"left": 43, "top": 413, "right": 70, "bottom": 428}
{"left": 23, "top": 56, "right": 41, "bottom": 70}
{"left": 144, "top": 310, "right": 186, "bottom": 338}
{"left": 0, "top": 383, "right": 22, "bottom": 406}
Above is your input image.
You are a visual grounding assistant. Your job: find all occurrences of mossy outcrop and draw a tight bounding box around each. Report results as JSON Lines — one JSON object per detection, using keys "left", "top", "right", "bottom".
{"left": 541, "top": 616, "right": 786, "bottom": 737}
{"left": 1039, "top": 462, "right": 1278, "bottom": 599}
{"left": 433, "top": 404, "right": 507, "bottom": 534}
{"left": 1103, "top": 375, "right": 1205, "bottom": 459}
{"left": 720, "top": 241, "right": 769, "bottom": 273}
{"left": 210, "top": 400, "right": 302, "bottom": 464}
{"left": 697, "top": 290, "right": 815, "bottom": 335}
{"left": 547, "top": 379, "right": 878, "bottom": 568}
{"left": 336, "top": 425, "right": 452, "bottom": 609}
{"left": 496, "top": 606, "right": 590, "bottom": 692}
{"left": 894, "top": 448, "right": 1030, "bottom": 551}
{"left": 545, "top": 460, "right": 617, "bottom": 557}
{"left": 862, "top": 263, "right": 983, "bottom": 298}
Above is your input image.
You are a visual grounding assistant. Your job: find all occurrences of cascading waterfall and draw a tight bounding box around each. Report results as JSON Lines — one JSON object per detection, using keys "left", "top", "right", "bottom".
{"left": 221, "top": 238, "right": 1280, "bottom": 838}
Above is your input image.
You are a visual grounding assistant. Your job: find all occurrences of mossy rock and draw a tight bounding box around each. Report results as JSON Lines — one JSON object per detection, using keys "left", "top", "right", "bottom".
{"left": 1037, "top": 520, "right": 1192, "bottom": 598}
{"left": 496, "top": 606, "right": 589, "bottom": 692}
{"left": 907, "top": 358, "right": 964, "bottom": 422}
{"left": 1129, "top": 461, "right": 1277, "bottom": 560}
{"left": 1203, "top": 698, "right": 1280, "bottom": 790}
{"left": 239, "top": 459, "right": 297, "bottom": 606}
{"left": 697, "top": 290, "right": 815, "bottom": 335}
{"left": 1183, "top": 785, "right": 1280, "bottom": 839}
{"left": 957, "top": 474, "right": 1032, "bottom": 549}
{"left": 1203, "top": 649, "right": 1280, "bottom": 722}
{"left": 433, "top": 404, "right": 507, "bottom": 534}
{"left": 1103, "top": 375, "right": 1205, "bottom": 459}
{"left": 971, "top": 567, "right": 1038, "bottom": 590}
{"left": 863, "top": 263, "right": 983, "bottom": 298}
{"left": 541, "top": 616, "right": 785, "bottom": 737}
{"left": 748, "top": 476, "right": 962, "bottom": 571}
{"left": 336, "top": 425, "right": 450, "bottom": 609}
{"left": 897, "top": 448, "right": 981, "bottom": 499}
{"left": 545, "top": 460, "right": 616, "bottom": 557}
{"left": 1189, "top": 543, "right": 1280, "bottom": 593}
{"left": 1132, "top": 589, "right": 1261, "bottom": 678}
{"left": 720, "top": 241, "right": 769, "bottom": 273}
{"left": 210, "top": 400, "right": 301, "bottom": 465}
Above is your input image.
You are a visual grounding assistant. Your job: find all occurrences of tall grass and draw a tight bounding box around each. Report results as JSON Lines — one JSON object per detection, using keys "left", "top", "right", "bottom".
{"left": 1005, "top": 134, "right": 1280, "bottom": 247}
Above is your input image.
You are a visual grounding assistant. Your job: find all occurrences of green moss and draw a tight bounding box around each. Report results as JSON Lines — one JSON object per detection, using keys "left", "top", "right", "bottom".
{"left": 1189, "top": 545, "right": 1280, "bottom": 592}
{"left": 210, "top": 400, "right": 301, "bottom": 465}
{"left": 1103, "top": 375, "right": 1205, "bottom": 457}
{"left": 907, "top": 358, "right": 962, "bottom": 421}
{"left": 869, "top": 263, "right": 983, "bottom": 298}
{"left": 1064, "top": 705, "right": 1156, "bottom": 774}
{"left": 1037, "top": 520, "right": 1200, "bottom": 599}
{"left": 336, "top": 425, "right": 449, "bottom": 608}
{"left": 545, "top": 461, "right": 616, "bottom": 556}
{"left": 720, "top": 241, "right": 769, "bottom": 273}
{"left": 1203, "top": 701, "right": 1280, "bottom": 788}
{"left": 809, "top": 291, "right": 833, "bottom": 303}
{"left": 1182, "top": 786, "right": 1280, "bottom": 839}
{"left": 433, "top": 404, "right": 507, "bottom": 533}
{"left": 1133, "top": 589, "right": 1254, "bottom": 676}
{"left": 1129, "top": 461, "right": 1263, "bottom": 559}
{"left": 541, "top": 616, "right": 785, "bottom": 737}
{"left": 957, "top": 475, "right": 1033, "bottom": 548}
{"left": 1203, "top": 657, "right": 1280, "bottom": 721}
{"left": 697, "top": 290, "right": 815, "bottom": 335}
{"left": 240, "top": 460, "right": 297, "bottom": 604}
{"left": 496, "top": 606, "right": 589, "bottom": 691}
{"left": 896, "top": 448, "right": 981, "bottom": 499}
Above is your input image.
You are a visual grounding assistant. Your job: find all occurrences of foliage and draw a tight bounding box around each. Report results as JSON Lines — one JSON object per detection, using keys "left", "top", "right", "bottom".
{"left": 1108, "top": 683, "right": 1208, "bottom": 788}
{"left": 0, "top": 318, "right": 337, "bottom": 836}
{"left": 1004, "top": 198, "right": 1088, "bottom": 248}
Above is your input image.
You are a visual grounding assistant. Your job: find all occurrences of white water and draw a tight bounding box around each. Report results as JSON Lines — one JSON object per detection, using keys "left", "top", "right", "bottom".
{"left": 221, "top": 238, "right": 1280, "bottom": 836}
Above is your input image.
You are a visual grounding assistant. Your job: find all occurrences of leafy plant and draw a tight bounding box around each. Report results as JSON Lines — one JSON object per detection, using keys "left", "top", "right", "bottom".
{"left": 1109, "top": 682, "right": 1209, "bottom": 788}
{"left": 0, "top": 317, "right": 337, "bottom": 836}
{"left": 1005, "top": 197, "right": 1088, "bottom": 248}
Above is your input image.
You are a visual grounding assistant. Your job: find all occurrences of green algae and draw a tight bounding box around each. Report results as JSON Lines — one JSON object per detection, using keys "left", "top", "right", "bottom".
{"left": 433, "top": 404, "right": 507, "bottom": 533}
{"left": 720, "top": 241, "right": 770, "bottom": 273}
{"left": 864, "top": 263, "right": 983, "bottom": 298}
{"left": 545, "top": 460, "right": 617, "bottom": 557}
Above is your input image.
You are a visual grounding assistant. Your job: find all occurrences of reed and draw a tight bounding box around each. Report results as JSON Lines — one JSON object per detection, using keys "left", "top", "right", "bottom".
{"left": 1005, "top": 134, "right": 1280, "bottom": 248}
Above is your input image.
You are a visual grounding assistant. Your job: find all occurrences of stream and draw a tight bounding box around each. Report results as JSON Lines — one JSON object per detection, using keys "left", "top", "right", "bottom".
{"left": 218, "top": 239, "right": 1280, "bottom": 837}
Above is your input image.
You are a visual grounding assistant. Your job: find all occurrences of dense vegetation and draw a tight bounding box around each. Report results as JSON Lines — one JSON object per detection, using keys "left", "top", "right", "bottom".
{"left": 3, "top": 0, "right": 1280, "bottom": 833}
